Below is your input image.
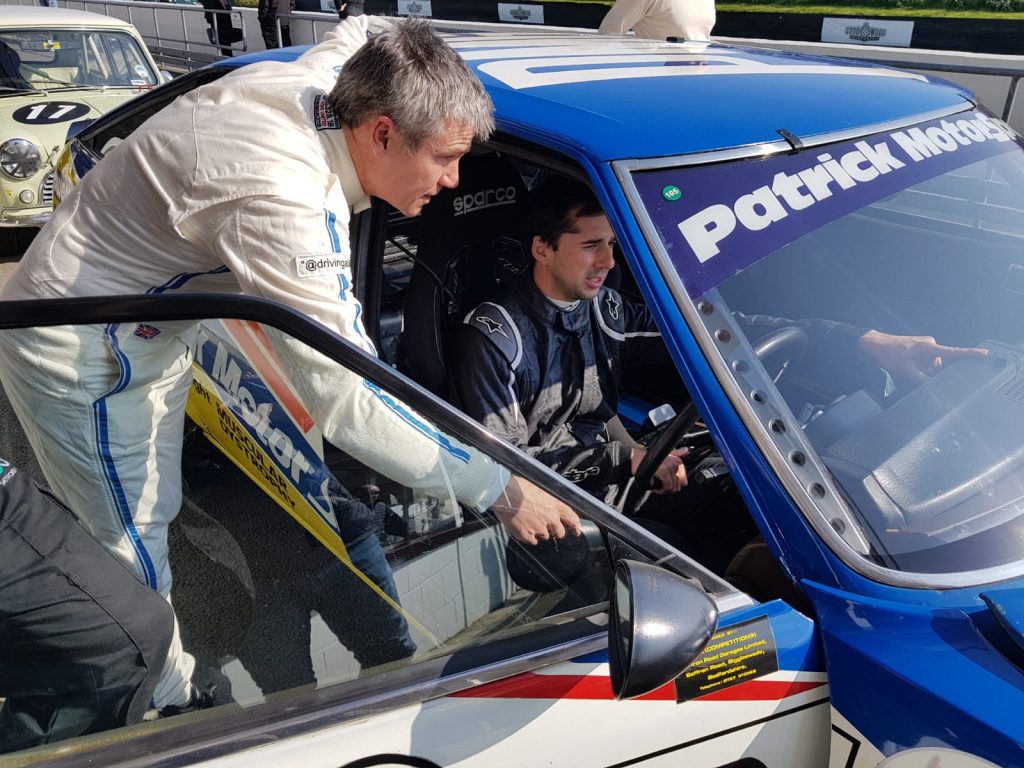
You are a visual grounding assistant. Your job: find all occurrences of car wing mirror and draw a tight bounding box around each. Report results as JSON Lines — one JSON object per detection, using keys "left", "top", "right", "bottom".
{"left": 609, "top": 559, "right": 718, "bottom": 700}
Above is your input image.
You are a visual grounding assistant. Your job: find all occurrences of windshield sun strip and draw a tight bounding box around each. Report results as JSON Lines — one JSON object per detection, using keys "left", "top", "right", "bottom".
{"left": 612, "top": 117, "right": 1024, "bottom": 591}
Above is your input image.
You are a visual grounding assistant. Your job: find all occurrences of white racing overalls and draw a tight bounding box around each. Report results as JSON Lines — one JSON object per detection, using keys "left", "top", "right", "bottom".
{"left": 0, "top": 16, "right": 506, "bottom": 708}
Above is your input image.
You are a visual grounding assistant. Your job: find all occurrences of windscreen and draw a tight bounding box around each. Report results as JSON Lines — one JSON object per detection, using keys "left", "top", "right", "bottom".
{"left": 635, "top": 109, "right": 1024, "bottom": 577}
{"left": 0, "top": 28, "right": 158, "bottom": 92}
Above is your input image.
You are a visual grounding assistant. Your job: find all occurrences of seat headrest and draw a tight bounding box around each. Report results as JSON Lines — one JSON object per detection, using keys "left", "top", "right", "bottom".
{"left": 400, "top": 152, "right": 531, "bottom": 398}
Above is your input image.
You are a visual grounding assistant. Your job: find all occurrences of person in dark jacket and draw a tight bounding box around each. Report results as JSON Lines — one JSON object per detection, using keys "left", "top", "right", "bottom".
{"left": 454, "top": 177, "right": 689, "bottom": 505}
{"left": 0, "top": 456, "right": 173, "bottom": 754}
{"left": 258, "top": 0, "right": 294, "bottom": 49}
{"left": 335, "top": 0, "right": 364, "bottom": 19}
{"left": 453, "top": 176, "right": 987, "bottom": 564}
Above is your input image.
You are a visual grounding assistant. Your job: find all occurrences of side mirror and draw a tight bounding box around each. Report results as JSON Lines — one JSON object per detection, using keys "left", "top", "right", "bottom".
{"left": 160, "top": 70, "right": 175, "bottom": 83}
{"left": 609, "top": 559, "right": 718, "bottom": 700}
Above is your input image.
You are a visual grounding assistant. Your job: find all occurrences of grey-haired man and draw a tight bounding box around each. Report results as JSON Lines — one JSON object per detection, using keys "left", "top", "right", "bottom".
{"left": 0, "top": 17, "right": 579, "bottom": 716}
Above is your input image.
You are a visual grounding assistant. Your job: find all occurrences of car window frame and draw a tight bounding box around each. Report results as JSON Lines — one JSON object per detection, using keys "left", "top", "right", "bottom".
{"left": 0, "top": 292, "right": 743, "bottom": 767}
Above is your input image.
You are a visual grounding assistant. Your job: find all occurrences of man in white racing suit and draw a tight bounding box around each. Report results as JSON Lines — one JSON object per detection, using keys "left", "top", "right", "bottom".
{"left": 598, "top": 0, "right": 716, "bottom": 42}
{"left": 0, "top": 17, "right": 580, "bottom": 714}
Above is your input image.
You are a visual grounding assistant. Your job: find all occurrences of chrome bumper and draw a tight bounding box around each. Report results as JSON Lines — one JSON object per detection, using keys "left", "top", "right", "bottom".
{"left": 0, "top": 209, "right": 52, "bottom": 228}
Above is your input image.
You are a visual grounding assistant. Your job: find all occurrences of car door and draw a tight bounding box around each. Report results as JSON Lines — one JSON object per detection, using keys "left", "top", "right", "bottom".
{"left": 0, "top": 293, "right": 827, "bottom": 767}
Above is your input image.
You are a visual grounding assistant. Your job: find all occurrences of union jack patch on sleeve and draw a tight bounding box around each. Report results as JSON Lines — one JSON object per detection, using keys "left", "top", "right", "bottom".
{"left": 133, "top": 324, "right": 162, "bottom": 340}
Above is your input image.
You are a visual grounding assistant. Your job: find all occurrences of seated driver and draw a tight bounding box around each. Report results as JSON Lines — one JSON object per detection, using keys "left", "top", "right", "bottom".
{"left": 454, "top": 176, "right": 689, "bottom": 510}
{"left": 453, "top": 176, "right": 985, "bottom": 560}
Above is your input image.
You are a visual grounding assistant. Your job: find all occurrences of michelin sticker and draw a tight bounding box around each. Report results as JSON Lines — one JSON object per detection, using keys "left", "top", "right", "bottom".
{"left": 634, "top": 110, "right": 1019, "bottom": 298}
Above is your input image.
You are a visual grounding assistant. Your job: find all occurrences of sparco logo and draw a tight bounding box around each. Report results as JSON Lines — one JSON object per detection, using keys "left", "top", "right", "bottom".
{"left": 453, "top": 186, "right": 517, "bottom": 216}
{"left": 845, "top": 22, "right": 886, "bottom": 41}
{"left": 510, "top": 6, "right": 532, "bottom": 19}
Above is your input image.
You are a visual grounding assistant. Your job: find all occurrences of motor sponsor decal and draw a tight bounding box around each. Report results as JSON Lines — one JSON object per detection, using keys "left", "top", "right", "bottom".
{"left": 675, "top": 615, "right": 778, "bottom": 701}
{"left": 12, "top": 101, "right": 90, "bottom": 125}
{"left": 634, "top": 110, "right": 1019, "bottom": 298}
{"left": 296, "top": 254, "right": 350, "bottom": 279}
{"left": 192, "top": 325, "right": 337, "bottom": 532}
{"left": 312, "top": 93, "right": 341, "bottom": 131}
{"left": 186, "top": 360, "right": 438, "bottom": 646}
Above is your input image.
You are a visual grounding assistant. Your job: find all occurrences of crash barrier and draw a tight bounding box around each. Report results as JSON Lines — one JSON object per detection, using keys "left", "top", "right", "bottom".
{"left": 3, "top": 0, "right": 1022, "bottom": 131}
{"left": 3, "top": 0, "right": 250, "bottom": 71}
{"left": 9, "top": 0, "right": 1021, "bottom": 134}
{"left": 2, "top": 0, "right": 1021, "bottom": 130}
{"left": 717, "top": 35, "right": 1024, "bottom": 133}
{"left": 219, "top": 12, "right": 1024, "bottom": 134}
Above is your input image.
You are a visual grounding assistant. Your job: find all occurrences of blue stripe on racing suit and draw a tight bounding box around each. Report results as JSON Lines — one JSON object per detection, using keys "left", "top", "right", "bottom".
{"left": 361, "top": 379, "right": 470, "bottom": 463}
{"left": 95, "top": 323, "right": 159, "bottom": 588}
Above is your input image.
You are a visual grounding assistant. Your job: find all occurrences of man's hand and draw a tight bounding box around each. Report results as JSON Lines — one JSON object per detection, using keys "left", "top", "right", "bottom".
{"left": 631, "top": 446, "right": 689, "bottom": 494}
{"left": 857, "top": 330, "right": 988, "bottom": 390}
{"left": 491, "top": 476, "right": 583, "bottom": 545}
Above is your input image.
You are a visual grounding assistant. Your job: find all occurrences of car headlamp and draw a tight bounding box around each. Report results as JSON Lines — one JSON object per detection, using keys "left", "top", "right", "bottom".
{"left": 0, "top": 139, "right": 42, "bottom": 180}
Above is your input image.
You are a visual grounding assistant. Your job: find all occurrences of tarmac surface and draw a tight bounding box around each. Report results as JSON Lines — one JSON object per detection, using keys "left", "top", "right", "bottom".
{"left": 0, "top": 251, "right": 19, "bottom": 286}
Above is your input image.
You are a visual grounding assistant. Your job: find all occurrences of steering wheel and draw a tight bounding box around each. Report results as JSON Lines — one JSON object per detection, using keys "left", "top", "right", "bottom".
{"left": 752, "top": 326, "right": 808, "bottom": 384}
{"left": 617, "top": 401, "right": 701, "bottom": 516}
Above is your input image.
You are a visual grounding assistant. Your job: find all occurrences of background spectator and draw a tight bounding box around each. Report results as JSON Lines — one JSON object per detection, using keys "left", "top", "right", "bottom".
{"left": 599, "top": 0, "right": 716, "bottom": 41}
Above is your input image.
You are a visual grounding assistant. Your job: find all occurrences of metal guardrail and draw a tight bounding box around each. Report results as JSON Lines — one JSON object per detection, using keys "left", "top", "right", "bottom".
{"left": 859, "top": 57, "right": 1021, "bottom": 122}
{"left": 24, "top": 0, "right": 251, "bottom": 71}
{"left": 5, "top": 0, "right": 1022, "bottom": 124}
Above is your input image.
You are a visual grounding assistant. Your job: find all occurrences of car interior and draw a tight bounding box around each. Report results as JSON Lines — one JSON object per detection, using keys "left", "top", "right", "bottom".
{"left": 350, "top": 144, "right": 771, "bottom": 599}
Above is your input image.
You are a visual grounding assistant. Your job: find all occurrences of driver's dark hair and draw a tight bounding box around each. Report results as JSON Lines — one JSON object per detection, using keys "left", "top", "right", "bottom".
{"left": 527, "top": 176, "right": 604, "bottom": 250}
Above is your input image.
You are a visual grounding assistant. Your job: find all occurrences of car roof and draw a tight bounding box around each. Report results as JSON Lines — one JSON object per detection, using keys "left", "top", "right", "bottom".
{"left": 146, "top": 29, "right": 973, "bottom": 164}
{"left": 442, "top": 32, "right": 971, "bottom": 161}
{"left": 0, "top": 5, "right": 139, "bottom": 30}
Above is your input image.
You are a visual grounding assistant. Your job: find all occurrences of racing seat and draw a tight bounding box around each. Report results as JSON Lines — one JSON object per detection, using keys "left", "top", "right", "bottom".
{"left": 399, "top": 151, "right": 531, "bottom": 401}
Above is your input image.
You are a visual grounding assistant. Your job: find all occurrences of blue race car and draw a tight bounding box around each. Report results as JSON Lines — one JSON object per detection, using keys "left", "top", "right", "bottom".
{"left": 19, "top": 25, "right": 1024, "bottom": 768}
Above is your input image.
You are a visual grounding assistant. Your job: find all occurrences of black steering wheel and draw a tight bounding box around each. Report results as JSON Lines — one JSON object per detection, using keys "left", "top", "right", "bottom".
{"left": 617, "top": 327, "right": 808, "bottom": 516}
{"left": 618, "top": 401, "right": 701, "bottom": 516}
{"left": 752, "top": 326, "right": 808, "bottom": 384}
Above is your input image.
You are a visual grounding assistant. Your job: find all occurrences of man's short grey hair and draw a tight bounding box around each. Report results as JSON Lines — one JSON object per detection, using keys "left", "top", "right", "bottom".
{"left": 328, "top": 18, "right": 495, "bottom": 151}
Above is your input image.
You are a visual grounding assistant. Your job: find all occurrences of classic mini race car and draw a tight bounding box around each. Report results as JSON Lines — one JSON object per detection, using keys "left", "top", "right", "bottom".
{"left": 7, "top": 25, "right": 1024, "bottom": 768}
{"left": 0, "top": 5, "right": 161, "bottom": 251}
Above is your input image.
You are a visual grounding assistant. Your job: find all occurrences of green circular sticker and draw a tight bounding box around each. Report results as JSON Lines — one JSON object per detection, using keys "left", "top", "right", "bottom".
{"left": 662, "top": 185, "right": 682, "bottom": 201}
